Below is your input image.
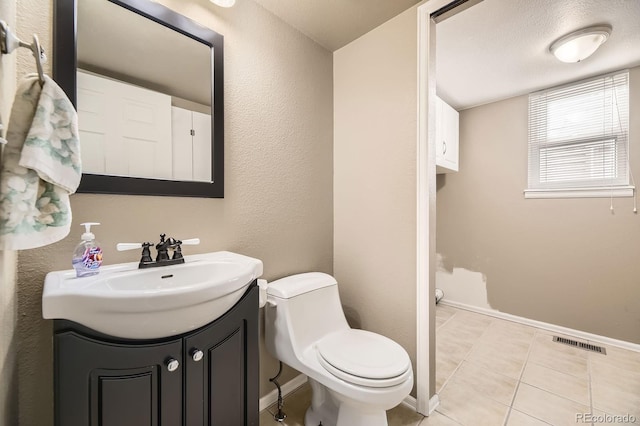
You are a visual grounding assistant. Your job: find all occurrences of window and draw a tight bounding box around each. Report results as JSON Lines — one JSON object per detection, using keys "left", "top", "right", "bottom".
{"left": 525, "top": 70, "right": 632, "bottom": 198}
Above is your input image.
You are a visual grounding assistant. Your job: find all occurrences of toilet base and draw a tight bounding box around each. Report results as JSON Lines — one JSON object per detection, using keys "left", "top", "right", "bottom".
{"left": 305, "top": 379, "right": 389, "bottom": 426}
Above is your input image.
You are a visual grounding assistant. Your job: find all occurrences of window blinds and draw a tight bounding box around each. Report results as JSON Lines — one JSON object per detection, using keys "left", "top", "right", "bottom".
{"left": 528, "top": 70, "right": 629, "bottom": 191}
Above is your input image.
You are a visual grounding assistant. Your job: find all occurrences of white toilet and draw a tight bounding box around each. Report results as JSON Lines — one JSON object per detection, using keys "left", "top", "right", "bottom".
{"left": 265, "top": 272, "right": 413, "bottom": 426}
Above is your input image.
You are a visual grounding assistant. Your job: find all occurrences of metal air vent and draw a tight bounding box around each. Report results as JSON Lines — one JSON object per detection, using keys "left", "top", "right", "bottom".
{"left": 553, "top": 336, "right": 606, "bottom": 354}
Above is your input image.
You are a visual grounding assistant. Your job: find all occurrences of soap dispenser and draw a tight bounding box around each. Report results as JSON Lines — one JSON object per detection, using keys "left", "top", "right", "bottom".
{"left": 72, "top": 222, "right": 103, "bottom": 277}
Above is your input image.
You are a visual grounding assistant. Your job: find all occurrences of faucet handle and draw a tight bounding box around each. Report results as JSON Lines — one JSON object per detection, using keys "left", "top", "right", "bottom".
{"left": 179, "top": 238, "right": 200, "bottom": 246}
{"left": 117, "top": 242, "right": 145, "bottom": 251}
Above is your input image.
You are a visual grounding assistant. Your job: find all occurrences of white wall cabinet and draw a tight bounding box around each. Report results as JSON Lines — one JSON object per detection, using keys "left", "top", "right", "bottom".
{"left": 435, "top": 96, "right": 459, "bottom": 174}
{"left": 171, "top": 107, "right": 212, "bottom": 182}
{"left": 77, "top": 71, "right": 173, "bottom": 180}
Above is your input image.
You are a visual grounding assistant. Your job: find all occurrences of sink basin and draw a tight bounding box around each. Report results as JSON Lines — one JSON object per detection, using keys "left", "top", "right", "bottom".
{"left": 43, "top": 251, "right": 263, "bottom": 339}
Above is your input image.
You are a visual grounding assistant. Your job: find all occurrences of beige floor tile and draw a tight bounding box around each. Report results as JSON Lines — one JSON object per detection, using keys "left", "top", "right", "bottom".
{"left": 590, "top": 344, "right": 640, "bottom": 375}
{"left": 527, "top": 336, "right": 589, "bottom": 378}
{"left": 512, "top": 383, "right": 590, "bottom": 426}
{"left": 590, "top": 409, "right": 640, "bottom": 425}
{"left": 438, "top": 311, "right": 493, "bottom": 346}
{"left": 435, "top": 329, "right": 477, "bottom": 391}
{"left": 419, "top": 411, "right": 462, "bottom": 425}
{"left": 387, "top": 403, "right": 425, "bottom": 426}
{"left": 436, "top": 305, "right": 458, "bottom": 330}
{"left": 437, "top": 332, "right": 476, "bottom": 364}
{"left": 591, "top": 361, "right": 640, "bottom": 417}
{"left": 436, "top": 355, "right": 461, "bottom": 393}
{"left": 506, "top": 409, "right": 552, "bottom": 426}
{"left": 465, "top": 339, "right": 529, "bottom": 379}
{"left": 480, "top": 320, "right": 537, "bottom": 345}
{"left": 445, "top": 360, "right": 518, "bottom": 406}
{"left": 521, "top": 362, "right": 590, "bottom": 406}
{"left": 436, "top": 377, "right": 509, "bottom": 426}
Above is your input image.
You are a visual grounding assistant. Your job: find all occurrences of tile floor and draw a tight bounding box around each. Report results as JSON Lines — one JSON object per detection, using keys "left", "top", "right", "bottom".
{"left": 260, "top": 304, "right": 640, "bottom": 425}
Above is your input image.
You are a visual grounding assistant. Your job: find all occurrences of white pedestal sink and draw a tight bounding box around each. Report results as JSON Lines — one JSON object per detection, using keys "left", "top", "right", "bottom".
{"left": 43, "top": 251, "right": 263, "bottom": 339}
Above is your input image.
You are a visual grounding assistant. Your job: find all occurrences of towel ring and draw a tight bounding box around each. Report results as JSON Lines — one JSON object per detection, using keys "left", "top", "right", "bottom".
{"left": 31, "top": 34, "right": 45, "bottom": 87}
{"left": 0, "top": 20, "right": 46, "bottom": 87}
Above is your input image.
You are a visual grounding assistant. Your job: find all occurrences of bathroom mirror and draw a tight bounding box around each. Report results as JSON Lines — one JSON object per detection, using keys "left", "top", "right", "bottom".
{"left": 54, "top": 0, "right": 224, "bottom": 198}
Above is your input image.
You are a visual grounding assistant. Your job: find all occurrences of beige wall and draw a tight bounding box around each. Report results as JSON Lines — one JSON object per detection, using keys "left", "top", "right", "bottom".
{"left": 0, "top": 3, "right": 19, "bottom": 425}
{"left": 334, "top": 6, "right": 419, "bottom": 395}
{"left": 437, "top": 66, "right": 640, "bottom": 344}
{"left": 14, "top": 0, "right": 333, "bottom": 424}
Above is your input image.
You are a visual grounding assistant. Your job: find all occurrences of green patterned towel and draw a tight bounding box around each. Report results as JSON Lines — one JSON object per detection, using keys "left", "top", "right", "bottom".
{"left": 0, "top": 74, "right": 81, "bottom": 250}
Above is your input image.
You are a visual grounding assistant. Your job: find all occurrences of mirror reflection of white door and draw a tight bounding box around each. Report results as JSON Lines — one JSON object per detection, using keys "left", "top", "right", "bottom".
{"left": 77, "top": 71, "right": 172, "bottom": 179}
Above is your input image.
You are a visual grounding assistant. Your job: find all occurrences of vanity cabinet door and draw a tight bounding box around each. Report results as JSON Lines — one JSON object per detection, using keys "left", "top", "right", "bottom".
{"left": 55, "top": 332, "right": 183, "bottom": 426}
{"left": 183, "top": 285, "right": 259, "bottom": 426}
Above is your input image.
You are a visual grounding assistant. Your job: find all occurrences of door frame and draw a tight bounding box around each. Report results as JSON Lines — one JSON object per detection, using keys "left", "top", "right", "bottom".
{"left": 415, "top": 0, "right": 481, "bottom": 414}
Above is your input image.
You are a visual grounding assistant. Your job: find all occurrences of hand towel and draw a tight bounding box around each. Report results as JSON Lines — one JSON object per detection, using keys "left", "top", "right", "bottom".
{"left": 0, "top": 73, "right": 82, "bottom": 250}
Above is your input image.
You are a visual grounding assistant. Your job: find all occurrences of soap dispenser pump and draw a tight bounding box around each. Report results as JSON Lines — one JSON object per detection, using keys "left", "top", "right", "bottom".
{"left": 72, "top": 222, "right": 103, "bottom": 277}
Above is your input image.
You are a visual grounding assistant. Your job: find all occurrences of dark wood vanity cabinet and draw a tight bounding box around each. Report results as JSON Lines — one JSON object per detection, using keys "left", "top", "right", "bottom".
{"left": 54, "top": 282, "right": 258, "bottom": 426}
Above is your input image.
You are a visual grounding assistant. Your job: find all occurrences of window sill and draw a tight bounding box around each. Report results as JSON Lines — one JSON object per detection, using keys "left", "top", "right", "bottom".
{"left": 524, "top": 186, "right": 635, "bottom": 199}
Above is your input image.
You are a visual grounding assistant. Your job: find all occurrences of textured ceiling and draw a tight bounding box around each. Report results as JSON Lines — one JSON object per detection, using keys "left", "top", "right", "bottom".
{"left": 251, "top": 0, "right": 422, "bottom": 51}
{"left": 252, "top": 0, "right": 640, "bottom": 111}
{"left": 436, "top": 0, "right": 640, "bottom": 110}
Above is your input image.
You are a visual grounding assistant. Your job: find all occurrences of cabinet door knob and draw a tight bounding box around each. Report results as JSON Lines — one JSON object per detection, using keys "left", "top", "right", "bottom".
{"left": 166, "top": 358, "right": 180, "bottom": 372}
{"left": 443, "top": 140, "right": 447, "bottom": 155}
{"left": 191, "top": 349, "right": 204, "bottom": 362}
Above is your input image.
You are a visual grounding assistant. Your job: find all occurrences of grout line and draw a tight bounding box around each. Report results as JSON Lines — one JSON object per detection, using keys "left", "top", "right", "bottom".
{"left": 502, "top": 327, "right": 537, "bottom": 426}
{"left": 436, "top": 311, "right": 494, "bottom": 394}
{"left": 435, "top": 305, "right": 459, "bottom": 331}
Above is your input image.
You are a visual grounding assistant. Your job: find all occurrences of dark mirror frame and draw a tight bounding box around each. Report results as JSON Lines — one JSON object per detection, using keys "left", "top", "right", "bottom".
{"left": 53, "top": 0, "right": 224, "bottom": 198}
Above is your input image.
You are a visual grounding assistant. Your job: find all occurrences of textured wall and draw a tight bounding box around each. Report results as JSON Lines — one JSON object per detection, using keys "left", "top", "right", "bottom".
{"left": 15, "top": 0, "right": 333, "bottom": 424}
{"left": 0, "top": 1, "right": 18, "bottom": 424}
{"left": 334, "top": 6, "right": 419, "bottom": 395}
{"left": 437, "top": 66, "right": 640, "bottom": 344}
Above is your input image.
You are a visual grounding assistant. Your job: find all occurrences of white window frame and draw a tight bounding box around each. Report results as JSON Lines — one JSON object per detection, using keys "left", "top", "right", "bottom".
{"left": 525, "top": 70, "right": 633, "bottom": 199}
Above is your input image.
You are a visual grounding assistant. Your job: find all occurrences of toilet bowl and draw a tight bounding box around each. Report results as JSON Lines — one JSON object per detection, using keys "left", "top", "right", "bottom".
{"left": 265, "top": 272, "right": 413, "bottom": 426}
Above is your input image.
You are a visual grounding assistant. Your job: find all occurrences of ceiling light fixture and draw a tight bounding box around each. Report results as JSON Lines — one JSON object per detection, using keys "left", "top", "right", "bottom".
{"left": 549, "top": 25, "right": 612, "bottom": 63}
{"left": 210, "top": 0, "right": 235, "bottom": 7}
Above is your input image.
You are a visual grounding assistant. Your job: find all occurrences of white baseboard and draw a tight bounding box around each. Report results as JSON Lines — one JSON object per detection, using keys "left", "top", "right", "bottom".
{"left": 428, "top": 394, "right": 440, "bottom": 415}
{"left": 401, "top": 392, "right": 439, "bottom": 416}
{"left": 401, "top": 394, "right": 416, "bottom": 410}
{"left": 259, "top": 373, "right": 308, "bottom": 412}
{"left": 440, "top": 299, "right": 640, "bottom": 353}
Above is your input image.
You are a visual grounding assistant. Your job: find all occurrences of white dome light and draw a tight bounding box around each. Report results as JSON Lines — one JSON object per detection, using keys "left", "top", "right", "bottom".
{"left": 210, "top": 0, "right": 236, "bottom": 7}
{"left": 549, "top": 26, "right": 611, "bottom": 63}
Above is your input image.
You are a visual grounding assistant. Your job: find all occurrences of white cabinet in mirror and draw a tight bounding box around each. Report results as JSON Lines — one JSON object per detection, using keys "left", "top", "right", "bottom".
{"left": 77, "top": 71, "right": 212, "bottom": 182}
{"left": 171, "top": 107, "right": 212, "bottom": 182}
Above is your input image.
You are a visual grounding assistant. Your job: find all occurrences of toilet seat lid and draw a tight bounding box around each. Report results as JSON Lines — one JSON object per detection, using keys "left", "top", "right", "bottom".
{"left": 316, "top": 329, "right": 411, "bottom": 385}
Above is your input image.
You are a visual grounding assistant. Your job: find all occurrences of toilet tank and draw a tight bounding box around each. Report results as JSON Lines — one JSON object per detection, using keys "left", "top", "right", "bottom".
{"left": 265, "top": 273, "right": 350, "bottom": 357}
